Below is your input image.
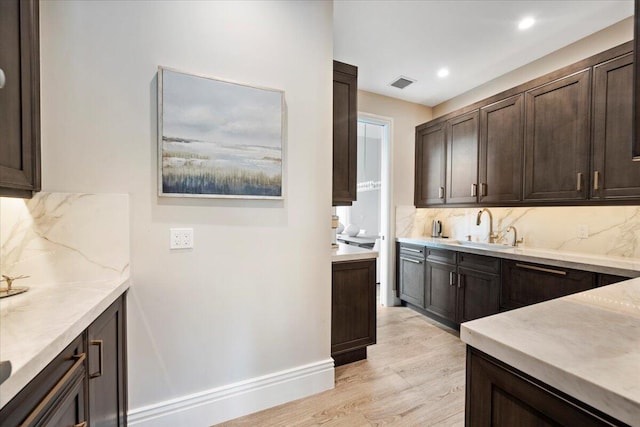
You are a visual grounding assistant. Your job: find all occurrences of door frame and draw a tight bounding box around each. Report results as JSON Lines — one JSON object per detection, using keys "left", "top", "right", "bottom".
{"left": 357, "top": 112, "right": 398, "bottom": 307}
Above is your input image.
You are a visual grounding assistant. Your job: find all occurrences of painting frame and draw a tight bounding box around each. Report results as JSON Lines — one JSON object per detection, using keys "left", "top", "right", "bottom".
{"left": 157, "top": 66, "right": 285, "bottom": 200}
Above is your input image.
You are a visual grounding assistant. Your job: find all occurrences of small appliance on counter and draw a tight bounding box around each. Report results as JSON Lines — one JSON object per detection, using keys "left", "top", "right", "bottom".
{"left": 431, "top": 220, "right": 442, "bottom": 237}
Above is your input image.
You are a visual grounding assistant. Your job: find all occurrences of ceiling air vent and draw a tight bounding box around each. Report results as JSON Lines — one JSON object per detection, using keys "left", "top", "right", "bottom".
{"left": 390, "top": 76, "right": 415, "bottom": 89}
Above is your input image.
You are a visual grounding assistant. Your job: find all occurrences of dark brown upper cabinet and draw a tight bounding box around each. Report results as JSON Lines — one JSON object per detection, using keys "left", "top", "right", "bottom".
{"left": 634, "top": 0, "right": 640, "bottom": 160}
{"left": 592, "top": 53, "right": 640, "bottom": 201}
{"left": 415, "top": 122, "right": 446, "bottom": 206}
{"left": 523, "top": 70, "right": 591, "bottom": 202}
{"left": 446, "top": 111, "right": 479, "bottom": 204}
{"left": 0, "top": 0, "right": 40, "bottom": 199}
{"left": 479, "top": 95, "right": 524, "bottom": 204}
{"left": 332, "top": 61, "right": 358, "bottom": 206}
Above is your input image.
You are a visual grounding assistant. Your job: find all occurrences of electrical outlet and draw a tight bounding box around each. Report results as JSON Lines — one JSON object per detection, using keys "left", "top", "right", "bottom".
{"left": 577, "top": 224, "right": 589, "bottom": 239}
{"left": 170, "top": 228, "right": 194, "bottom": 249}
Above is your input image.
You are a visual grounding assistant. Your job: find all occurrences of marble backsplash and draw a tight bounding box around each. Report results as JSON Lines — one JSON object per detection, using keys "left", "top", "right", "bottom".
{"left": 397, "top": 205, "right": 640, "bottom": 258}
{"left": 0, "top": 193, "right": 129, "bottom": 287}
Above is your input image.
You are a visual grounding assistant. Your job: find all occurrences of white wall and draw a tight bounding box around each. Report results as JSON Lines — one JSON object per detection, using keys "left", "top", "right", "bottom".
{"left": 434, "top": 17, "right": 634, "bottom": 117}
{"left": 39, "top": 1, "right": 333, "bottom": 425}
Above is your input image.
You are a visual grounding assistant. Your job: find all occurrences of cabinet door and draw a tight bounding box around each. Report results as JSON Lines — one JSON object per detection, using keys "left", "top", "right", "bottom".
{"left": 592, "top": 53, "right": 640, "bottom": 199}
{"left": 331, "top": 260, "right": 376, "bottom": 356}
{"left": 634, "top": 0, "right": 640, "bottom": 160}
{"left": 524, "top": 70, "right": 591, "bottom": 202}
{"left": 415, "top": 122, "right": 446, "bottom": 206}
{"left": 332, "top": 61, "right": 358, "bottom": 206}
{"left": 501, "top": 260, "right": 596, "bottom": 311}
{"left": 425, "top": 261, "right": 457, "bottom": 323}
{"left": 446, "top": 111, "right": 479, "bottom": 204}
{"left": 398, "top": 255, "right": 425, "bottom": 308}
{"left": 479, "top": 95, "right": 524, "bottom": 203}
{"left": 88, "top": 295, "right": 127, "bottom": 427}
{"left": 0, "top": 0, "right": 40, "bottom": 198}
{"left": 457, "top": 267, "right": 500, "bottom": 323}
{"left": 466, "top": 347, "right": 623, "bottom": 427}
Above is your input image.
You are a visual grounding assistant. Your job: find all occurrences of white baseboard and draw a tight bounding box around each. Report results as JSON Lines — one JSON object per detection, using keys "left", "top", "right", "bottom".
{"left": 127, "top": 358, "right": 335, "bottom": 426}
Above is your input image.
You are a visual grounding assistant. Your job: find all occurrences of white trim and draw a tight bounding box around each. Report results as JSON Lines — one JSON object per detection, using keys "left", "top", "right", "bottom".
{"left": 357, "top": 112, "right": 398, "bottom": 307}
{"left": 128, "top": 358, "right": 334, "bottom": 426}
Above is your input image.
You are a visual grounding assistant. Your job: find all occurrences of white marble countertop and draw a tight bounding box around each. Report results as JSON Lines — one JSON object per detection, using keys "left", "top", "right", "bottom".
{"left": 0, "top": 277, "right": 130, "bottom": 409}
{"left": 332, "top": 242, "right": 378, "bottom": 262}
{"left": 397, "top": 237, "right": 640, "bottom": 276}
{"left": 460, "top": 278, "right": 640, "bottom": 425}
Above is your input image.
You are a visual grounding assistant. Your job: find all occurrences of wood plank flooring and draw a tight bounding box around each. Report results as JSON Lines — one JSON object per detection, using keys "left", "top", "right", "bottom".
{"left": 218, "top": 304, "right": 466, "bottom": 426}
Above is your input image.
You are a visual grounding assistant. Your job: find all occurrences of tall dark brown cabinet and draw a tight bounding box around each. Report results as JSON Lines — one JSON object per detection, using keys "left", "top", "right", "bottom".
{"left": 446, "top": 111, "right": 479, "bottom": 204}
{"left": 634, "top": 0, "right": 640, "bottom": 160}
{"left": 523, "top": 70, "right": 591, "bottom": 202}
{"left": 333, "top": 61, "right": 358, "bottom": 206}
{"left": 0, "top": 0, "right": 40, "bottom": 198}
{"left": 592, "top": 52, "right": 640, "bottom": 199}
{"left": 478, "top": 95, "right": 524, "bottom": 204}
{"left": 414, "top": 122, "right": 446, "bottom": 206}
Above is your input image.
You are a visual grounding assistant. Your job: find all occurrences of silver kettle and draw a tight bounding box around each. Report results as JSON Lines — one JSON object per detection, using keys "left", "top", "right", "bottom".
{"left": 431, "top": 220, "right": 442, "bottom": 237}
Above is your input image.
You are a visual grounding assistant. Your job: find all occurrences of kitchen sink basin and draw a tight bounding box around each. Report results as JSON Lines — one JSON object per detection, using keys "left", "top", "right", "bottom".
{"left": 455, "top": 241, "right": 513, "bottom": 251}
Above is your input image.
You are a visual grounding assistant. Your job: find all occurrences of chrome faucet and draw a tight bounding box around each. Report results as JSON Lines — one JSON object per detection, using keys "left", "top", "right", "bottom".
{"left": 476, "top": 208, "right": 498, "bottom": 243}
{"left": 505, "top": 226, "right": 524, "bottom": 247}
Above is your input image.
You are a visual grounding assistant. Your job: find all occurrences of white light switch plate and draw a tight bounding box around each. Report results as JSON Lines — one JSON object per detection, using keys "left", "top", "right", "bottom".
{"left": 170, "top": 228, "right": 194, "bottom": 249}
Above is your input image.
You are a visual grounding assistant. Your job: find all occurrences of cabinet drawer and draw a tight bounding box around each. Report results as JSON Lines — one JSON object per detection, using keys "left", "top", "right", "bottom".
{"left": 458, "top": 252, "right": 500, "bottom": 274}
{"left": 501, "top": 260, "right": 596, "bottom": 310}
{"left": 0, "top": 335, "right": 87, "bottom": 426}
{"left": 399, "top": 243, "right": 426, "bottom": 259}
{"left": 427, "top": 248, "right": 456, "bottom": 264}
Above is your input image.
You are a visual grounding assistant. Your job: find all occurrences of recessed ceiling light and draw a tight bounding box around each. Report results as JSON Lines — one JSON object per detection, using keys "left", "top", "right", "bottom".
{"left": 518, "top": 17, "right": 535, "bottom": 30}
{"left": 437, "top": 68, "right": 449, "bottom": 78}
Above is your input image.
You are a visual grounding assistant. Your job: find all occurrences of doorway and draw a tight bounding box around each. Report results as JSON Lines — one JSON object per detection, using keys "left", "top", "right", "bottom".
{"left": 336, "top": 114, "right": 397, "bottom": 307}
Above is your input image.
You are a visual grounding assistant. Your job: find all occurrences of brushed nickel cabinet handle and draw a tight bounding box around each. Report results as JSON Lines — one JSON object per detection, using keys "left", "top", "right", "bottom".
{"left": 0, "top": 68, "right": 5, "bottom": 89}
{"left": 438, "top": 186, "right": 444, "bottom": 199}
{"left": 471, "top": 184, "right": 477, "bottom": 197}
{"left": 515, "top": 263, "right": 567, "bottom": 276}
{"left": 21, "top": 353, "right": 87, "bottom": 427}
{"left": 458, "top": 273, "right": 463, "bottom": 289}
{"left": 401, "top": 257, "right": 422, "bottom": 264}
{"left": 576, "top": 172, "right": 583, "bottom": 191}
{"left": 481, "top": 183, "right": 487, "bottom": 197}
{"left": 594, "top": 171, "right": 599, "bottom": 191}
{"left": 449, "top": 271, "right": 455, "bottom": 286}
{"left": 90, "top": 339, "right": 104, "bottom": 379}
{"left": 402, "top": 247, "right": 422, "bottom": 254}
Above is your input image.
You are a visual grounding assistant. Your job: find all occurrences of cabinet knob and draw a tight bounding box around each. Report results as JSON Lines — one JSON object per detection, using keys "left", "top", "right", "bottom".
{"left": 0, "top": 68, "right": 5, "bottom": 89}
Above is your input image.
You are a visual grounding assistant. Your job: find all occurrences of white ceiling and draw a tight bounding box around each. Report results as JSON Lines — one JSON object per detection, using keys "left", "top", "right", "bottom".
{"left": 333, "top": 0, "right": 634, "bottom": 107}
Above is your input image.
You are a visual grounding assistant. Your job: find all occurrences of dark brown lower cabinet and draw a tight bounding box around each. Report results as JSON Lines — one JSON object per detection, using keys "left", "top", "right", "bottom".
{"left": 465, "top": 347, "right": 627, "bottom": 426}
{"left": 501, "top": 260, "right": 596, "bottom": 311}
{"left": 398, "top": 248, "right": 426, "bottom": 308}
{"left": 457, "top": 267, "right": 500, "bottom": 324}
{"left": 425, "top": 259, "right": 457, "bottom": 324}
{"left": 87, "top": 295, "right": 127, "bottom": 427}
{"left": 332, "top": 259, "right": 376, "bottom": 366}
{"left": 0, "top": 294, "right": 127, "bottom": 426}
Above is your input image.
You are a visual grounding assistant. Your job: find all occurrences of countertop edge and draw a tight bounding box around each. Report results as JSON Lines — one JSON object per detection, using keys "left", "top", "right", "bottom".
{"left": 396, "top": 237, "right": 640, "bottom": 276}
{"left": 332, "top": 243, "right": 378, "bottom": 262}
{"left": 459, "top": 281, "right": 640, "bottom": 426}
{"left": 0, "top": 278, "right": 130, "bottom": 409}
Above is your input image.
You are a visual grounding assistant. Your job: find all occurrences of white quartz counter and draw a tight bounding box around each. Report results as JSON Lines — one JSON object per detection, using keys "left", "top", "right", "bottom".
{"left": 461, "top": 278, "right": 640, "bottom": 425}
{"left": 0, "top": 277, "right": 130, "bottom": 408}
{"left": 332, "top": 243, "right": 378, "bottom": 262}
{"left": 397, "top": 237, "right": 640, "bottom": 276}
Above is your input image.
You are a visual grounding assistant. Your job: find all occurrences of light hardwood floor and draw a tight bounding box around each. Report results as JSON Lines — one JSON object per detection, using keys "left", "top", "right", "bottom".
{"left": 219, "top": 304, "right": 466, "bottom": 426}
